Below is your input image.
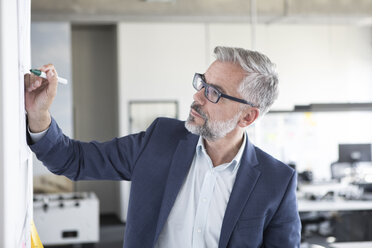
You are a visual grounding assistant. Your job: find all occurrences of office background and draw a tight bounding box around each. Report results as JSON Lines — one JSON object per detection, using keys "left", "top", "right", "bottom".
{"left": 11, "top": 0, "right": 372, "bottom": 247}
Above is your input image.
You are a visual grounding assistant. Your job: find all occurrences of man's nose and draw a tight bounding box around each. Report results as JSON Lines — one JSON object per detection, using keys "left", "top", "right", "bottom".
{"left": 193, "top": 88, "right": 206, "bottom": 105}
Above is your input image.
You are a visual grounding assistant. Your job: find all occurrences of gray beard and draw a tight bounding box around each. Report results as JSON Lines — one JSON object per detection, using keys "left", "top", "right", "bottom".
{"left": 185, "top": 103, "right": 240, "bottom": 141}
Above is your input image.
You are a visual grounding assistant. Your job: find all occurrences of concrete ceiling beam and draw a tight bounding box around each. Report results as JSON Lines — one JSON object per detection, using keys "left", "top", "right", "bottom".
{"left": 31, "top": 0, "right": 372, "bottom": 24}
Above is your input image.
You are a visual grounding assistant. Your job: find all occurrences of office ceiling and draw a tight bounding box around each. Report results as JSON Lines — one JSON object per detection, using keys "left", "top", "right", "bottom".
{"left": 32, "top": 0, "right": 372, "bottom": 25}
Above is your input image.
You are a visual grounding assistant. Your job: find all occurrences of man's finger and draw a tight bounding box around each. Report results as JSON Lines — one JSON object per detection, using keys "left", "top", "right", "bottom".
{"left": 40, "top": 63, "right": 55, "bottom": 72}
{"left": 24, "top": 73, "right": 30, "bottom": 85}
{"left": 25, "top": 73, "right": 45, "bottom": 92}
{"left": 24, "top": 73, "right": 34, "bottom": 92}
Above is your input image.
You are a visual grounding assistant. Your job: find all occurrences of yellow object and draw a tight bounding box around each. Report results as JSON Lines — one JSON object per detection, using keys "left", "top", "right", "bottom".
{"left": 31, "top": 220, "right": 44, "bottom": 248}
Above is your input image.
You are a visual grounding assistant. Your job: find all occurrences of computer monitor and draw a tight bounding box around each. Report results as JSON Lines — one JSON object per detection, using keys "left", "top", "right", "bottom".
{"left": 338, "top": 143, "right": 372, "bottom": 163}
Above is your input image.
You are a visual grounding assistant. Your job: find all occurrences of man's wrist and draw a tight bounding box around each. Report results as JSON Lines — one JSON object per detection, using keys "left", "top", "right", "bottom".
{"left": 27, "top": 111, "right": 51, "bottom": 133}
{"left": 28, "top": 125, "right": 49, "bottom": 143}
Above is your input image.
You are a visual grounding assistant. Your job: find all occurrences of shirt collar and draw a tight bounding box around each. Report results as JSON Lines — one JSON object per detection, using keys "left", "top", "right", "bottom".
{"left": 196, "top": 132, "right": 247, "bottom": 173}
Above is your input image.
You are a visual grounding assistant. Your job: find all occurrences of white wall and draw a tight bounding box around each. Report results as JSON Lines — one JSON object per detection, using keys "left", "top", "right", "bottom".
{"left": 0, "top": 0, "right": 32, "bottom": 247}
{"left": 118, "top": 22, "right": 372, "bottom": 123}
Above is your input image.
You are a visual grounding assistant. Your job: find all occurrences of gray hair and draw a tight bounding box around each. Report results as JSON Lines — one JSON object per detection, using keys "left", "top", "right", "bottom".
{"left": 214, "top": 46, "right": 279, "bottom": 115}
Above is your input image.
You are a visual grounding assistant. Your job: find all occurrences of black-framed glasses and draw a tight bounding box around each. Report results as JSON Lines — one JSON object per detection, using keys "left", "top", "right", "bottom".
{"left": 193, "top": 73, "right": 256, "bottom": 107}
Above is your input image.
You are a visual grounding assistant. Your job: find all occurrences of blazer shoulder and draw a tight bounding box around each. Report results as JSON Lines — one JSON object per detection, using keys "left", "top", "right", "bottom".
{"left": 149, "top": 117, "right": 191, "bottom": 139}
{"left": 155, "top": 117, "right": 185, "bottom": 126}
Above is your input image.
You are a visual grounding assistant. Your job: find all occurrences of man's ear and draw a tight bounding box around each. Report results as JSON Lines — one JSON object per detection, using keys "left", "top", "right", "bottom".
{"left": 238, "top": 107, "right": 260, "bottom": 128}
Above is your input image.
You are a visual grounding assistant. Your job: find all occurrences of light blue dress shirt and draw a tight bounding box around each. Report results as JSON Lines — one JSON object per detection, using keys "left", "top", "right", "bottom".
{"left": 155, "top": 132, "right": 246, "bottom": 248}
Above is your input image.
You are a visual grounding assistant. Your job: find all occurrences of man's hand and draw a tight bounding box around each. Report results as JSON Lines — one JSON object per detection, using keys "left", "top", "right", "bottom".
{"left": 24, "top": 64, "right": 58, "bottom": 133}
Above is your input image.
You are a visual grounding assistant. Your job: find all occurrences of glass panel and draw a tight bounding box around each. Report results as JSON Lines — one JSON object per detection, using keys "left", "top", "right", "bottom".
{"left": 252, "top": 111, "right": 372, "bottom": 180}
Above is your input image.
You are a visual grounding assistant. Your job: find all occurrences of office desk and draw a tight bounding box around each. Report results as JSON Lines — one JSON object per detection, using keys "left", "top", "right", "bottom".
{"left": 331, "top": 241, "right": 372, "bottom": 247}
{"left": 298, "top": 198, "right": 372, "bottom": 244}
{"left": 298, "top": 182, "right": 372, "bottom": 212}
{"left": 298, "top": 183, "right": 372, "bottom": 244}
{"left": 298, "top": 199, "right": 372, "bottom": 212}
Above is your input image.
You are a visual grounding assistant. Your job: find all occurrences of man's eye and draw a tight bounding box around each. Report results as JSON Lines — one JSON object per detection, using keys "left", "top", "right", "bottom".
{"left": 210, "top": 88, "right": 219, "bottom": 97}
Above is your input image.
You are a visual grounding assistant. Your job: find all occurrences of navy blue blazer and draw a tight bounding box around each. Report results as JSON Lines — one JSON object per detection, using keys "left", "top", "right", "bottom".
{"left": 29, "top": 117, "right": 301, "bottom": 248}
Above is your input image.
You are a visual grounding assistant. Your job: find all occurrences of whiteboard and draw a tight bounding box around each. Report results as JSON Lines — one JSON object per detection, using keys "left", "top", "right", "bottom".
{"left": 0, "top": 0, "right": 32, "bottom": 247}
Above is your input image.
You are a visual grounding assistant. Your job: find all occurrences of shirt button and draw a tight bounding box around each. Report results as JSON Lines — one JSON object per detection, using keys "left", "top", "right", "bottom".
{"left": 197, "top": 228, "right": 201, "bottom": 233}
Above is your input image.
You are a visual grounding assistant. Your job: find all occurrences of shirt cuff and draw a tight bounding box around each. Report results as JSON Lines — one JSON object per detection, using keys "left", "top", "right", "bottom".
{"left": 28, "top": 126, "right": 49, "bottom": 143}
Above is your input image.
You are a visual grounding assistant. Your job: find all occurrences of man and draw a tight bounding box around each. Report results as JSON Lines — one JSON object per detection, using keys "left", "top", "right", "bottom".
{"left": 25, "top": 46, "right": 301, "bottom": 247}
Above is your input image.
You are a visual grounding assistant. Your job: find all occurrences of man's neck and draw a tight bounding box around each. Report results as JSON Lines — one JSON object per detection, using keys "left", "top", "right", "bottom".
{"left": 203, "top": 129, "right": 245, "bottom": 167}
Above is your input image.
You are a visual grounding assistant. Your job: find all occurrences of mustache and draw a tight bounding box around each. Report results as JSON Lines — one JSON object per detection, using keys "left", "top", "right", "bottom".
{"left": 190, "top": 102, "right": 207, "bottom": 120}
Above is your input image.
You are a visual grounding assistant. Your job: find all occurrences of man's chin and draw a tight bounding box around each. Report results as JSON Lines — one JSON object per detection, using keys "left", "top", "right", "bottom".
{"left": 185, "top": 119, "right": 201, "bottom": 134}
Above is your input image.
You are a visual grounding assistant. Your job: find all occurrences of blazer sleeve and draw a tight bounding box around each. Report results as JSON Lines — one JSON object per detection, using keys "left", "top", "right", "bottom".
{"left": 263, "top": 171, "right": 302, "bottom": 247}
{"left": 28, "top": 117, "right": 158, "bottom": 181}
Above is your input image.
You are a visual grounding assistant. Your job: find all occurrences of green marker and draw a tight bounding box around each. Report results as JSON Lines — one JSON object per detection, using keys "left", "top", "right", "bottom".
{"left": 29, "top": 69, "right": 68, "bottom": 85}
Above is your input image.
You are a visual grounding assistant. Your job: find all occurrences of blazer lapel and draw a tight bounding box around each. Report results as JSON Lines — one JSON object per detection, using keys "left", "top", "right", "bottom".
{"left": 219, "top": 139, "right": 261, "bottom": 248}
{"left": 153, "top": 132, "right": 199, "bottom": 245}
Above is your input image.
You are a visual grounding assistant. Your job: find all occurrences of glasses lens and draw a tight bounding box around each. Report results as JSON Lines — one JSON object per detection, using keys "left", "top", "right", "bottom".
{"left": 205, "top": 86, "right": 220, "bottom": 103}
{"left": 193, "top": 74, "right": 204, "bottom": 91}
